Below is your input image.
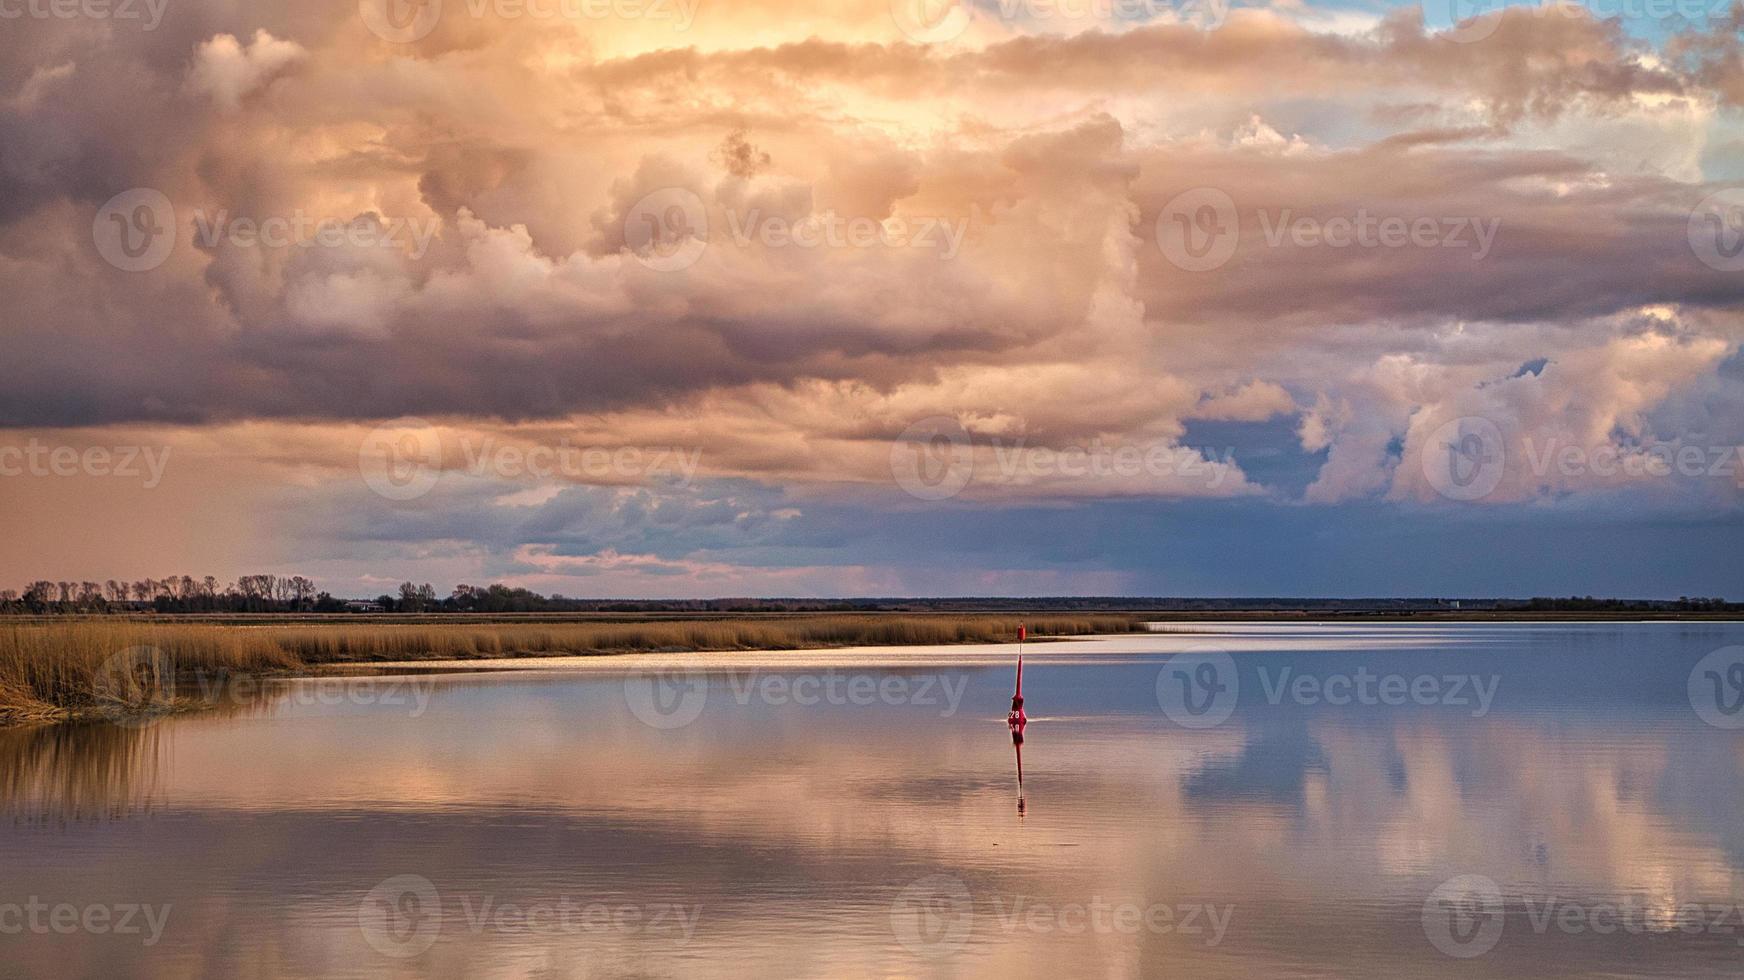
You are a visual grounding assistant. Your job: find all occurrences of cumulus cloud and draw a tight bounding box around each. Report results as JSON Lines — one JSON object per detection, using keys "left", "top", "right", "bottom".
{"left": 1, "top": 0, "right": 1741, "bottom": 592}
{"left": 186, "top": 30, "right": 306, "bottom": 111}
{"left": 1195, "top": 381, "right": 1297, "bottom": 422}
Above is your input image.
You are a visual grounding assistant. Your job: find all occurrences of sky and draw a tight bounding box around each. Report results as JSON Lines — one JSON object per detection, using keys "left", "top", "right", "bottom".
{"left": 1, "top": 0, "right": 1743, "bottom": 597}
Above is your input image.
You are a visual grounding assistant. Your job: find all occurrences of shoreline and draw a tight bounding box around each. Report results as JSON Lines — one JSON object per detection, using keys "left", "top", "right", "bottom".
{"left": 5, "top": 609, "right": 1738, "bottom": 626}
{"left": 0, "top": 614, "right": 1137, "bottom": 728}
{"left": 7, "top": 612, "right": 1742, "bottom": 728}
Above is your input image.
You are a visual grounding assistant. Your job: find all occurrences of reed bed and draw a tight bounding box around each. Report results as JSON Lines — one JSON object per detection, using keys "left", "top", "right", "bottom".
{"left": 0, "top": 614, "right": 1142, "bottom": 724}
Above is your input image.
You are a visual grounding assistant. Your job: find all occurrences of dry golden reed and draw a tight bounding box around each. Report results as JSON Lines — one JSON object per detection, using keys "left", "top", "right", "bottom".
{"left": 0, "top": 614, "right": 1141, "bottom": 724}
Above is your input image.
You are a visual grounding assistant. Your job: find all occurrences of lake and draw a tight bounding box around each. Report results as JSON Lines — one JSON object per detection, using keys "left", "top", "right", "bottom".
{"left": 3, "top": 622, "right": 1743, "bottom": 978}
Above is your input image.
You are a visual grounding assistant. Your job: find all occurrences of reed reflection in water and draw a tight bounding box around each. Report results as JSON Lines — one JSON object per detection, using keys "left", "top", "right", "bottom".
{"left": 0, "top": 723, "right": 165, "bottom": 824}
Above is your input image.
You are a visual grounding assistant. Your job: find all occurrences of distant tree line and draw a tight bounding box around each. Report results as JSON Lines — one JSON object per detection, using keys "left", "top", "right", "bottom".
{"left": 1517, "top": 595, "right": 1736, "bottom": 611}
{"left": 0, "top": 577, "right": 845, "bottom": 614}
{"left": 0, "top": 575, "right": 336, "bottom": 614}
{"left": 0, "top": 576, "right": 902, "bottom": 615}
{"left": 0, "top": 582, "right": 1735, "bottom": 615}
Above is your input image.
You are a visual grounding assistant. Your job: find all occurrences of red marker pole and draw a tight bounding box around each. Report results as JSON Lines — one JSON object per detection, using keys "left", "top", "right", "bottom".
{"left": 1009, "top": 623, "right": 1026, "bottom": 726}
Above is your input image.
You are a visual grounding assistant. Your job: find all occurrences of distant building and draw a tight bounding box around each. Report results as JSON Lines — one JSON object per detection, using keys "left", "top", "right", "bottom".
{"left": 343, "top": 601, "right": 386, "bottom": 613}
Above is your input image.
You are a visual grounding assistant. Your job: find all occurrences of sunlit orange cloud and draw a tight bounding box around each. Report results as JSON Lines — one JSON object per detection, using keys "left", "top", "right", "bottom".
{"left": 2, "top": 0, "right": 1742, "bottom": 591}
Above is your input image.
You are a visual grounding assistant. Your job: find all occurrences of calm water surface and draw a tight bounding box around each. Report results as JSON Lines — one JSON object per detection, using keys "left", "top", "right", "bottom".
{"left": 3, "top": 623, "right": 1744, "bottom": 978}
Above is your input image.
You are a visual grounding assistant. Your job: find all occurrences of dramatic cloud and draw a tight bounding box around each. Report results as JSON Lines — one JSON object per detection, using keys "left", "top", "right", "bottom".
{"left": 0, "top": 0, "right": 1740, "bottom": 594}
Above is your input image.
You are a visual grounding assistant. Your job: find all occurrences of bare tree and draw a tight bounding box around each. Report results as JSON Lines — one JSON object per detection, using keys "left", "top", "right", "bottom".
{"left": 288, "top": 576, "right": 316, "bottom": 610}
{"left": 24, "top": 582, "right": 54, "bottom": 612}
